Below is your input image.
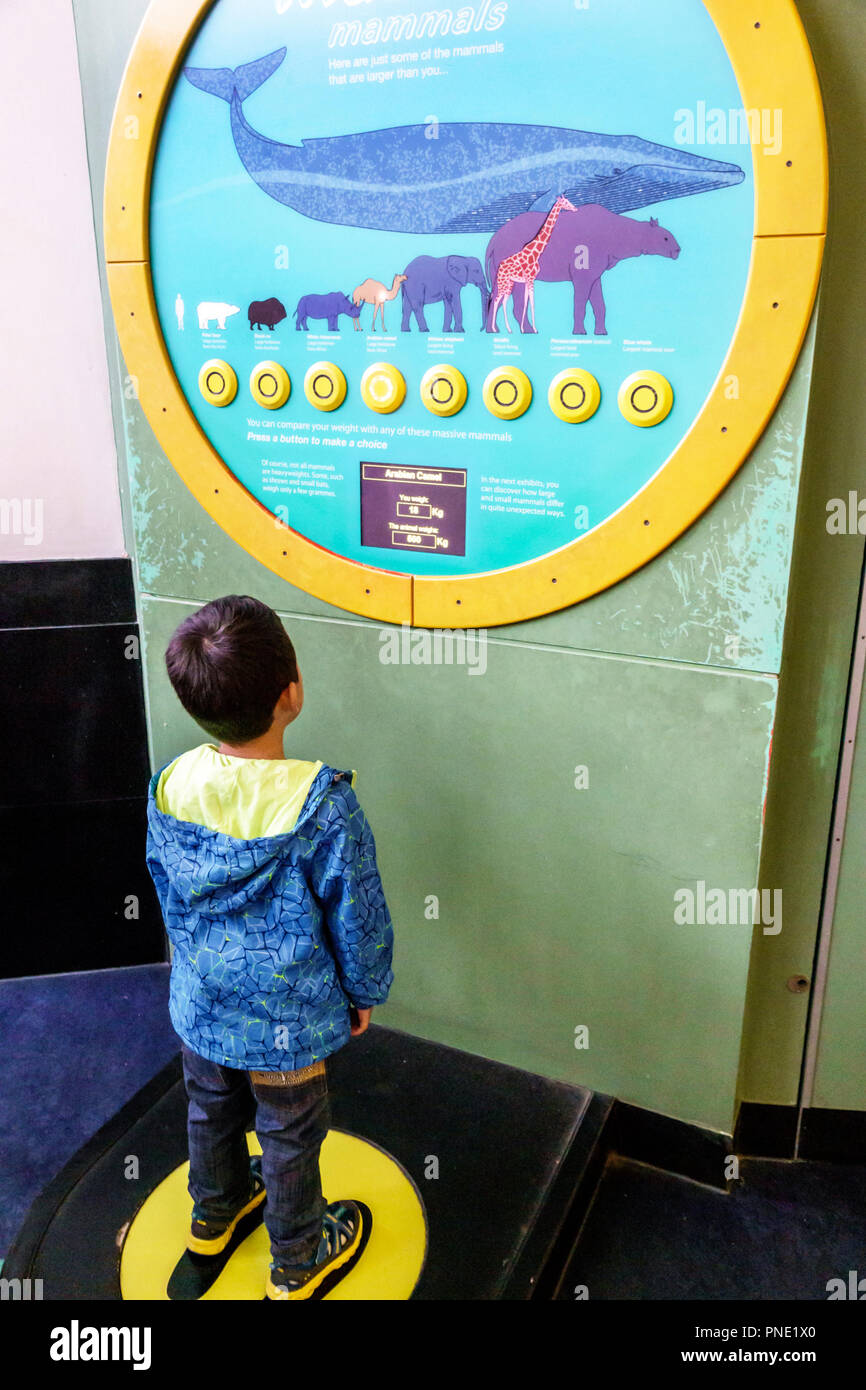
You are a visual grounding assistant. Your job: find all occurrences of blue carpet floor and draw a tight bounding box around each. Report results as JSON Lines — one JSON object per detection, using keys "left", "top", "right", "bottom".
{"left": 0, "top": 964, "right": 177, "bottom": 1258}
{"left": 558, "top": 1153, "right": 866, "bottom": 1299}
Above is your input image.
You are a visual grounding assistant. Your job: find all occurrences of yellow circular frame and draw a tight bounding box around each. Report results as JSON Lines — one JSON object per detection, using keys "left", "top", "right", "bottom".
{"left": 104, "top": 0, "right": 827, "bottom": 629}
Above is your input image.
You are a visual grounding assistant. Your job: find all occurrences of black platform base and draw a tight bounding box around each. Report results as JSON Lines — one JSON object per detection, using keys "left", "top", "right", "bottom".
{"left": 8, "top": 1023, "right": 864, "bottom": 1302}
{"left": 4, "top": 1026, "right": 601, "bottom": 1301}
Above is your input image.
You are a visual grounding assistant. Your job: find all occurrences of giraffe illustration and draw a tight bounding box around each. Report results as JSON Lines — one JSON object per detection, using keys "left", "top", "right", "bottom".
{"left": 489, "top": 195, "right": 578, "bottom": 334}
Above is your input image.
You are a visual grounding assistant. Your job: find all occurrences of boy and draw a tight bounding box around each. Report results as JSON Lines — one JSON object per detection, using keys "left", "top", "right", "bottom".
{"left": 145, "top": 594, "right": 394, "bottom": 1299}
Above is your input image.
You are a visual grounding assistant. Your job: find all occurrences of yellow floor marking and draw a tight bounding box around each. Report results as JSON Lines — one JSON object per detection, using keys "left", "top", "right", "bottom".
{"left": 119, "top": 1129, "right": 427, "bottom": 1300}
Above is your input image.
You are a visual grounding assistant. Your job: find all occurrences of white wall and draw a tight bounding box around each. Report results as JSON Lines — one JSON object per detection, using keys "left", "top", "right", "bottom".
{"left": 0, "top": 0, "right": 125, "bottom": 561}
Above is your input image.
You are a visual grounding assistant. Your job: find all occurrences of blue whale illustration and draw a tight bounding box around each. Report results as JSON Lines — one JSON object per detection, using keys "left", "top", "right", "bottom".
{"left": 183, "top": 48, "right": 745, "bottom": 234}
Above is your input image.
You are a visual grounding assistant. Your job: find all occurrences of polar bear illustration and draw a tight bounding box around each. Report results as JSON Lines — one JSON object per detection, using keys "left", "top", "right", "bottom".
{"left": 197, "top": 302, "right": 241, "bottom": 330}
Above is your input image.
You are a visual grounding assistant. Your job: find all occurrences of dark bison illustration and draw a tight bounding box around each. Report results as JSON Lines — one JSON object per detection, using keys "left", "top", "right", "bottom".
{"left": 248, "top": 297, "right": 287, "bottom": 330}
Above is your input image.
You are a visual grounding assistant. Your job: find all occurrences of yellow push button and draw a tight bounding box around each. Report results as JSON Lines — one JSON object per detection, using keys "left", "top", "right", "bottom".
{"left": 548, "top": 369, "right": 601, "bottom": 424}
{"left": 420, "top": 364, "right": 467, "bottom": 417}
{"left": 360, "top": 362, "right": 406, "bottom": 414}
{"left": 250, "top": 361, "right": 290, "bottom": 411}
{"left": 198, "top": 359, "right": 237, "bottom": 407}
{"left": 618, "top": 371, "right": 674, "bottom": 427}
{"left": 304, "top": 361, "right": 347, "bottom": 412}
{"left": 483, "top": 367, "right": 532, "bottom": 421}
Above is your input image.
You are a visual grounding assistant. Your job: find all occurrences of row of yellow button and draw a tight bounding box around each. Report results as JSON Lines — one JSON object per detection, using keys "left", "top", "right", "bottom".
{"left": 198, "top": 359, "right": 674, "bottom": 427}
{"left": 199, "top": 359, "right": 345, "bottom": 413}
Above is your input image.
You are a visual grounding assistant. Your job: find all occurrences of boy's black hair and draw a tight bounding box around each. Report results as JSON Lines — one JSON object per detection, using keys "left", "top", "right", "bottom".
{"left": 165, "top": 595, "right": 298, "bottom": 745}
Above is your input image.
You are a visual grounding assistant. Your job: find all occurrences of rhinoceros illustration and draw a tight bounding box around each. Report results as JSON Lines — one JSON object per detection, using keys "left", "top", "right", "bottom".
{"left": 294, "top": 292, "right": 362, "bottom": 332}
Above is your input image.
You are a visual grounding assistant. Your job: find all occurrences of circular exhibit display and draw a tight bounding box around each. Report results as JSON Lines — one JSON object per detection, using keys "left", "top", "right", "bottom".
{"left": 105, "top": 0, "right": 827, "bottom": 627}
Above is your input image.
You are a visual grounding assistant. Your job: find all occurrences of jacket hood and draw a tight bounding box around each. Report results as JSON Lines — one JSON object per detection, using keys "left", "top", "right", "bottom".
{"left": 146, "top": 758, "right": 352, "bottom": 916}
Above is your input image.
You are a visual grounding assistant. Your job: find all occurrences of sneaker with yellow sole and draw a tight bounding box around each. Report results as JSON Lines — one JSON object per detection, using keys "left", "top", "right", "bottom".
{"left": 188, "top": 1155, "right": 266, "bottom": 1255}
{"left": 266, "top": 1200, "right": 370, "bottom": 1300}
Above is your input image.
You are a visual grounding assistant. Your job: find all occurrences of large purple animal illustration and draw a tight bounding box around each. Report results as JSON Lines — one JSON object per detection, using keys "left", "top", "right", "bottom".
{"left": 248, "top": 297, "right": 287, "bottom": 330}
{"left": 400, "top": 255, "right": 490, "bottom": 333}
{"left": 485, "top": 204, "right": 681, "bottom": 335}
{"left": 294, "top": 292, "right": 363, "bottom": 331}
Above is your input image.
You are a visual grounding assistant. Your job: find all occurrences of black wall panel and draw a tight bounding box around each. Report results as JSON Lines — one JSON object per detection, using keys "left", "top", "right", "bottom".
{"left": 0, "top": 559, "right": 165, "bottom": 978}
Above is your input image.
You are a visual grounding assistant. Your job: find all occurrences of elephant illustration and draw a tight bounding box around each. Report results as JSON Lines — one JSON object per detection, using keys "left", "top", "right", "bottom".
{"left": 484, "top": 204, "right": 680, "bottom": 335}
{"left": 401, "top": 254, "right": 490, "bottom": 333}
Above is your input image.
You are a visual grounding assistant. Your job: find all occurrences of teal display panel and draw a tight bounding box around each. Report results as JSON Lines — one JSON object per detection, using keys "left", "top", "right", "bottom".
{"left": 149, "top": 0, "right": 754, "bottom": 578}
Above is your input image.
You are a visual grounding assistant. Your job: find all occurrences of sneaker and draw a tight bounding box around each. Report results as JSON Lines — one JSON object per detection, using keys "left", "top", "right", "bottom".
{"left": 187, "top": 1155, "right": 266, "bottom": 1255}
{"left": 266, "top": 1200, "right": 368, "bottom": 1300}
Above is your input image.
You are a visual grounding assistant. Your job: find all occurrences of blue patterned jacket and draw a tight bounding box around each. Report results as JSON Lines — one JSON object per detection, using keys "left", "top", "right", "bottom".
{"left": 145, "top": 760, "right": 394, "bottom": 1071}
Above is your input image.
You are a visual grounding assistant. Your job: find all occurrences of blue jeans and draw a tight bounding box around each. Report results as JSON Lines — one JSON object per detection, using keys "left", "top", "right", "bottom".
{"left": 180, "top": 1041, "right": 330, "bottom": 1267}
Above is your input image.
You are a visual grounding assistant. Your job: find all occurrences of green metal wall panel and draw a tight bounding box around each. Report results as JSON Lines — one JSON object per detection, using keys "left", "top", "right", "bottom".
{"left": 144, "top": 593, "right": 775, "bottom": 1133}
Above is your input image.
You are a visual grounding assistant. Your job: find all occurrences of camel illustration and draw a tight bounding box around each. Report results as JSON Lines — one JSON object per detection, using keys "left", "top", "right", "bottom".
{"left": 352, "top": 274, "right": 408, "bottom": 332}
{"left": 489, "top": 195, "right": 577, "bottom": 334}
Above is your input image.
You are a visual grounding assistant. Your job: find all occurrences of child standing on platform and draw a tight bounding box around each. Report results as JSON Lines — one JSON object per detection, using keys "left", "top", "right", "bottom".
{"left": 145, "top": 594, "right": 394, "bottom": 1299}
